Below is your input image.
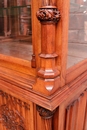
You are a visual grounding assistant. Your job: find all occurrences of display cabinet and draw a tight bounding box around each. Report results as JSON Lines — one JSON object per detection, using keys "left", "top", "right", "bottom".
{"left": 0, "top": 0, "right": 87, "bottom": 130}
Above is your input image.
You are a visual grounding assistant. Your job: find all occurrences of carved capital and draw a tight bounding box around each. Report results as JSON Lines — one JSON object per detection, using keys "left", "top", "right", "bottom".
{"left": 36, "top": 6, "right": 60, "bottom": 24}
{"left": 36, "top": 105, "right": 56, "bottom": 119}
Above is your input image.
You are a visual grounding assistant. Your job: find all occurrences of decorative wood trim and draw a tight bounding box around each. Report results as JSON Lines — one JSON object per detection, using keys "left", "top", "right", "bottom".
{"left": 55, "top": 0, "right": 70, "bottom": 87}
{"left": 0, "top": 90, "right": 31, "bottom": 130}
{"left": 0, "top": 69, "right": 87, "bottom": 111}
{"left": 0, "top": 105, "right": 26, "bottom": 130}
{"left": 66, "top": 59, "right": 87, "bottom": 84}
{"left": 31, "top": 0, "right": 41, "bottom": 70}
{"left": 0, "top": 90, "right": 30, "bottom": 109}
{"left": 31, "top": 54, "right": 36, "bottom": 68}
{"left": 36, "top": 6, "right": 60, "bottom": 24}
{"left": 0, "top": 66, "right": 36, "bottom": 90}
{"left": 36, "top": 105, "right": 56, "bottom": 119}
{"left": 36, "top": 105, "right": 56, "bottom": 130}
{"left": 33, "top": 4, "right": 61, "bottom": 95}
{"left": 65, "top": 89, "right": 87, "bottom": 130}
{"left": 0, "top": 54, "right": 36, "bottom": 76}
{"left": 36, "top": 5, "right": 60, "bottom": 79}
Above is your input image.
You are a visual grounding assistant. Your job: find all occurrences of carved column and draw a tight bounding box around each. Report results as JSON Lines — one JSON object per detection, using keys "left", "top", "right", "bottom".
{"left": 37, "top": 105, "right": 56, "bottom": 130}
{"left": 34, "top": 2, "right": 61, "bottom": 94}
{"left": 36, "top": 6, "right": 60, "bottom": 79}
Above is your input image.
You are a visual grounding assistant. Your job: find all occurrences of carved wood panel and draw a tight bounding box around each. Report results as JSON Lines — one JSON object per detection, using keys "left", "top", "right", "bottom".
{"left": 0, "top": 90, "right": 34, "bottom": 130}
{"left": 65, "top": 90, "right": 87, "bottom": 130}
{"left": 34, "top": 89, "right": 87, "bottom": 130}
{"left": 34, "top": 105, "right": 59, "bottom": 130}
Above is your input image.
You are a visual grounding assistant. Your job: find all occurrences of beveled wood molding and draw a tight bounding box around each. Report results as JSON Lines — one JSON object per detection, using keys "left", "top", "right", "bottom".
{"left": 0, "top": 68, "right": 87, "bottom": 111}
{"left": 0, "top": 54, "right": 36, "bottom": 76}
{"left": 66, "top": 59, "right": 87, "bottom": 84}
{"left": 0, "top": 66, "right": 36, "bottom": 90}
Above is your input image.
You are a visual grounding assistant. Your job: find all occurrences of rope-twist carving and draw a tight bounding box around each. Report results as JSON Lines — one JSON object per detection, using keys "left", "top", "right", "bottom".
{"left": 36, "top": 7, "right": 60, "bottom": 23}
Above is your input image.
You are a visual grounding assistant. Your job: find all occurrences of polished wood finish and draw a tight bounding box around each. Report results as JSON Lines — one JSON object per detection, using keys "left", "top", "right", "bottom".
{"left": 0, "top": 0, "right": 86, "bottom": 130}
{"left": 0, "top": 40, "right": 32, "bottom": 60}
{"left": 0, "top": 90, "right": 33, "bottom": 130}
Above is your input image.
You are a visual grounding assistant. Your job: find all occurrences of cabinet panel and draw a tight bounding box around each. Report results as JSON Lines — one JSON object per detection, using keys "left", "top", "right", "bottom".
{"left": 65, "top": 92, "right": 86, "bottom": 130}
{"left": 0, "top": 90, "right": 34, "bottom": 130}
{"left": 57, "top": 89, "right": 87, "bottom": 130}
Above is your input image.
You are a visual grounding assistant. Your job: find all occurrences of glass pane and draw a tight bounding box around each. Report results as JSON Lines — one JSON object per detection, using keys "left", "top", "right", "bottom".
{"left": 0, "top": 0, "right": 32, "bottom": 60}
{"left": 67, "top": 0, "right": 87, "bottom": 68}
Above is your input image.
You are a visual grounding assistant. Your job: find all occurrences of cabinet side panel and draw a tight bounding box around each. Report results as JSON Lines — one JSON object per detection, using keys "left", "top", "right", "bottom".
{"left": 0, "top": 90, "right": 34, "bottom": 130}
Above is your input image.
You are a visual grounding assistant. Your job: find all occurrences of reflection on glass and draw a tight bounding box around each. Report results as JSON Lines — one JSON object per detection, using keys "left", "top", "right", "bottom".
{"left": 67, "top": 0, "right": 87, "bottom": 68}
{"left": 0, "top": 0, "right": 32, "bottom": 60}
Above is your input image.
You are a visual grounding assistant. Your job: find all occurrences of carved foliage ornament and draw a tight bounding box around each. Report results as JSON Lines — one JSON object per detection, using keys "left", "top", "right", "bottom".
{"left": 36, "top": 6, "right": 60, "bottom": 24}
{"left": 0, "top": 90, "right": 30, "bottom": 130}
{"left": 37, "top": 105, "right": 56, "bottom": 119}
{"left": 0, "top": 105, "right": 25, "bottom": 130}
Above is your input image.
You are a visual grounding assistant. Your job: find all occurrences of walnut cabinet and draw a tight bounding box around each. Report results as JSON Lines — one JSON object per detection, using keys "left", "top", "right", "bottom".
{"left": 0, "top": 0, "right": 86, "bottom": 130}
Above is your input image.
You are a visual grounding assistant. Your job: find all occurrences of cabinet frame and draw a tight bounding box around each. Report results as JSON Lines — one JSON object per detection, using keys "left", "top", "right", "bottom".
{"left": 0, "top": 0, "right": 86, "bottom": 112}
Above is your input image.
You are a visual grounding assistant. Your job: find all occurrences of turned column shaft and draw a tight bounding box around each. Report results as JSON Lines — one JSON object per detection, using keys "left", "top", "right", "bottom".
{"left": 44, "top": 118, "right": 52, "bottom": 130}
{"left": 36, "top": 6, "right": 60, "bottom": 79}
{"left": 41, "top": 24, "right": 55, "bottom": 54}
{"left": 37, "top": 105, "right": 56, "bottom": 130}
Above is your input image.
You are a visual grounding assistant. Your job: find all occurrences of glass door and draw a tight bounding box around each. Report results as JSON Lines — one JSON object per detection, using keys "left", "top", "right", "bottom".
{"left": 67, "top": 0, "right": 87, "bottom": 68}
